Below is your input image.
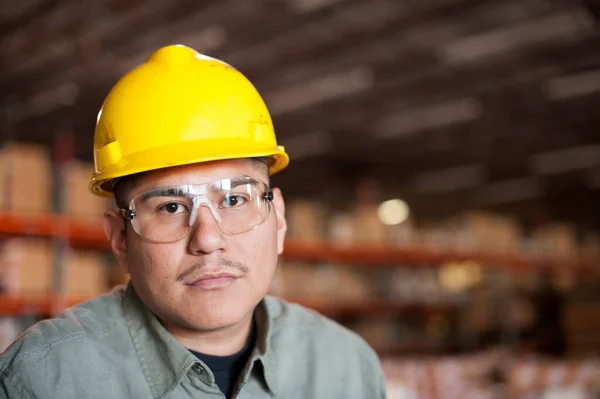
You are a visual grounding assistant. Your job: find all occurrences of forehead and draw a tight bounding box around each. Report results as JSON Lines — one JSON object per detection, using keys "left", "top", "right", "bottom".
{"left": 130, "top": 159, "right": 267, "bottom": 195}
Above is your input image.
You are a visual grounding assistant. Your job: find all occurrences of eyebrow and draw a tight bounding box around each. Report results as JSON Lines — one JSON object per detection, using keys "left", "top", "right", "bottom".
{"left": 226, "top": 176, "right": 263, "bottom": 188}
{"left": 139, "top": 186, "right": 190, "bottom": 202}
{"left": 135, "top": 176, "right": 267, "bottom": 202}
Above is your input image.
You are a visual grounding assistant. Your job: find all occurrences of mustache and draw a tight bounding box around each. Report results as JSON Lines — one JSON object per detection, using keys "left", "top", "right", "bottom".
{"left": 176, "top": 257, "right": 250, "bottom": 282}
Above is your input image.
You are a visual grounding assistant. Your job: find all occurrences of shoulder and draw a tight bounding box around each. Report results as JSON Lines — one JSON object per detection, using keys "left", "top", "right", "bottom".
{"left": 264, "top": 296, "right": 380, "bottom": 365}
{"left": 263, "top": 296, "right": 386, "bottom": 396}
{"left": 0, "top": 286, "right": 127, "bottom": 380}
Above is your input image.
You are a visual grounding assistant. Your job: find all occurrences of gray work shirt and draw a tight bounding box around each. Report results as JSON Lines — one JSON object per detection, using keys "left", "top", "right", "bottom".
{"left": 0, "top": 285, "right": 386, "bottom": 398}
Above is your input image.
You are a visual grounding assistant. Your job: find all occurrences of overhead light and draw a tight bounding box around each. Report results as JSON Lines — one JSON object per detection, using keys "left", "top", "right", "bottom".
{"left": 413, "top": 164, "right": 486, "bottom": 194}
{"left": 545, "top": 69, "right": 600, "bottom": 100}
{"left": 476, "top": 178, "right": 540, "bottom": 205}
{"left": 265, "top": 65, "right": 374, "bottom": 116}
{"left": 374, "top": 98, "right": 482, "bottom": 139}
{"left": 440, "top": 9, "right": 594, "bottom": 65}
{"left": 280, "top": 131, "right": 332, "bottom": 160}
{"left": 531, "top": 145, "right": 600, "bottom": 175}
{"left": 377, "top": 199, "right": 410, "bottom": 226}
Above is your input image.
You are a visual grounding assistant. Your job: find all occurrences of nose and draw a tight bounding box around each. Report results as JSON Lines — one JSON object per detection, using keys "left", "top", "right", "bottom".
{"left": 187, "top": 205, "right": 226, "bottom": 255}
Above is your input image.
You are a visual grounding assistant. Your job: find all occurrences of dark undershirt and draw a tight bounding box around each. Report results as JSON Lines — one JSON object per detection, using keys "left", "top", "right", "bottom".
{"left": 189, "top": 326, "right": 256, "bottom": 398}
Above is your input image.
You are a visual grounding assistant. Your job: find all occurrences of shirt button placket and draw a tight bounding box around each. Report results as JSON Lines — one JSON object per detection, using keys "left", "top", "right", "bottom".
{"left": 193, "top": 364, "right": 205, "bottom": 375}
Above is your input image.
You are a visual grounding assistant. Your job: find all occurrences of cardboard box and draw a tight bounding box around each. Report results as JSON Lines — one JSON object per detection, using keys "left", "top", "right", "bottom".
{"left": 531, "top": 223, "right": 579, "bottom": 261}
{"left": 328, "top": 212, "right": 355, "bottom": 245}
{"left": 286, "top": 200, "right": 327, "bottom": 242}
{"left": 62, "top": 161, "right": 110, "bottom": 220}
{"left": 64, "top": 250, "right": 109, "bottom": 297}
{"left": 271, "top": 262, "right": 320, "bottom": 299}
{"left": 271, "top": 262, "right": 371, "bottom": 302}
{"left": 0, "top": 142, "right": 52, "bottom": 214}
{"left": 10, "top": 239, "right": 53, "bottom": 295}
{"left": 353, "top": 205, "right": 386, "bottom": 244}
{"left": 386, "top": 219, "right": 417, "bottom": 248}
{"left": 459, "top": 212, "right": 521, "bottom": 255}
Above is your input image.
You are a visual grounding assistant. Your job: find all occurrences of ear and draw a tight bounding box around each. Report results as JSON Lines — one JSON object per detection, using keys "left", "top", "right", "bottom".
{"left": 102, "top": 209, "right": 129, "bottom": 274}
{"left": 271, "top": 188, "right": 287, "bottom": 255}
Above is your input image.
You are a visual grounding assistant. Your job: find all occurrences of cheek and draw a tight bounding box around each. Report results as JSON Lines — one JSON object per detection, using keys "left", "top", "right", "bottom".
{"left": 127, "top": 240, "right": 184, "bottom": 288}
{"left": 238, "top": 222, "right": 279, "bottom": 285}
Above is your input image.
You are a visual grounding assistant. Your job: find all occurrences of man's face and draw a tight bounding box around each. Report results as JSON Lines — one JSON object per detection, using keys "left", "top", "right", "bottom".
{"left": 103, "top": 159, "right": 286, "bottom": 333}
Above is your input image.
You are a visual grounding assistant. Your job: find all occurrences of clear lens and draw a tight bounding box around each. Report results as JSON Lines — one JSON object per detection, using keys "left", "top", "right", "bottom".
{"left": 126, "top": 177, "right": 271, "bottom": 242}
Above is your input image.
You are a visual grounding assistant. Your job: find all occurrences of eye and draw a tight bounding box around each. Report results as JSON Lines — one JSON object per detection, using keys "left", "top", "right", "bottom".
{"left": 158, "top": 202, "right": 188, "bottom": 214}
{"left": 221, "top": 194, "right": 247, "bottom": 208}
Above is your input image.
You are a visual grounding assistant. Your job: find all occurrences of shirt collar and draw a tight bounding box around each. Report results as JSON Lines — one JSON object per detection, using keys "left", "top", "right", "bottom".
{"left": 123, "top": 283, "right": 197, "bottom": 398}
{"left": 122, "top": 283, "right": 278, "bottom": 398}
{"left": 250, "top": 297, "right": 278, "bottom": 395}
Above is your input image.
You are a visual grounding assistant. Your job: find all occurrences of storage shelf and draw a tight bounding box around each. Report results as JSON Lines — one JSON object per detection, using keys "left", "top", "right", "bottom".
{"left": 0, "top": 212, "right": 108, "bottom": 250}
{"left": 0, "top": 212, "right": 597, "bottom": 273}
{"left": 0, "top": 296, "right": 91, "bottom": 316}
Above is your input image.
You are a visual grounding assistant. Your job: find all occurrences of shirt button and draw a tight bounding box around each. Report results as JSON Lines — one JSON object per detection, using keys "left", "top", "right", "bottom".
{"left": 193, "top": 364, "right": 205, "bottom": 374}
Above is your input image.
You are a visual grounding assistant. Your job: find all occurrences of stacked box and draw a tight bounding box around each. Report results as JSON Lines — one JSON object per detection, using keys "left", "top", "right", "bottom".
{"left": 286, "top": 200, "right": 327, "bottom": 242}
{"left": 383, "top": 355, "right": 600, "bottom": 399}
{"left": 0, "top": 239, "right": 110, "bottom": 298}
{"left": 9, "top": 239, "right": 53, "bottom": 295}
{"left": 269, "top": 262, "right": 317, "bottom": 299}
{"left": 0, "top": 240, "right": 19, "bottom": 294}
{"left": 420, "top": 224, "right": 452, "bottom": 252}
{"left": 327, "top": 265, "right": 371, "bottom": 303}
{"left": 531, "top": 223, "right": 579, "bottom": 261}
{"left": 459, "top": 213, "right": 521, "bottom": 255}
{"left": 353, "top": 205, "right": 386, "bottom": 244}
{"left": 62, "top": 161, "right": 111, "bottom": 220}
{"left": 271, "top": 262, "right": 371, "bottom": 303}
{"left": 0, "top": 142, "right": 52, "bottom": 214}
{"left": 64, "top": 250, "right": 109, "bottom": 297}
{"left": 386, "top": 219, "right": 417, "bottom": 248}
{"left": 328, "top": 212, "right": 355, "bottom": 245}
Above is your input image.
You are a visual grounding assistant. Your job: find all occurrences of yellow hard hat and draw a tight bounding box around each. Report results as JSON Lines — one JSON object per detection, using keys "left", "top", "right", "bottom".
{"left": 89, "top": 44, "right": 289, "bottom": 197}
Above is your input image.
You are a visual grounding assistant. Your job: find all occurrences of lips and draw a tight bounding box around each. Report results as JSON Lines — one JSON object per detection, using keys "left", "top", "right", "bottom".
{"left": 184, "top": 271, "right": 240, "bottom": 289}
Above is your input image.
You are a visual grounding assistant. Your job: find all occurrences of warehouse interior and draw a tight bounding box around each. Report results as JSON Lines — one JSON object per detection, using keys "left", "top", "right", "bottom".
{"left": 1, "top": 0, "right": 600, "bottom": 397}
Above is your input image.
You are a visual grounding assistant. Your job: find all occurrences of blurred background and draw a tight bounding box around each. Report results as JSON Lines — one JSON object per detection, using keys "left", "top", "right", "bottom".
{"left": 1, "top": 0, "right": 600, "bottom": 397}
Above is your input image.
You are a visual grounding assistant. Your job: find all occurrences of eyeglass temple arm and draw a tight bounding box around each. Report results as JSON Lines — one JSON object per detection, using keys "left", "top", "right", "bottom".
{"left": 120, "top": 208, "right": 136, "bottom": 220}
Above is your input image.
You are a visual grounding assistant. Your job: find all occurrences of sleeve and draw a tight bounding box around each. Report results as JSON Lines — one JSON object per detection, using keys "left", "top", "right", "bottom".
{"left": 375, "top": 359, "right": 387, "bottom": 399}
{"left": 0, "top": 375, "right": 34, "bottom": 399}
{"left": 357, "top": 340, "right": 388, "bottom": 399}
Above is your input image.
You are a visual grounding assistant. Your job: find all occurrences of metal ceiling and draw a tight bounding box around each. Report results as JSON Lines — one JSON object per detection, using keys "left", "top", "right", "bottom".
{"left": 1, "top": 0, "right": 600, "bottom": 228}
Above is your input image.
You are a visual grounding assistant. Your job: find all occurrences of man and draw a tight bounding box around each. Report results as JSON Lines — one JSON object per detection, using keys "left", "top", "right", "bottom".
{"left": 0, "top": 45, "right": 386, "bottom": 398}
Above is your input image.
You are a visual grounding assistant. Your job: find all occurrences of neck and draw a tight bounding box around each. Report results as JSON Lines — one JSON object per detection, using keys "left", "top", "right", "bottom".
{"left": 163, "top": 313, "right": 254, "bottom": 356}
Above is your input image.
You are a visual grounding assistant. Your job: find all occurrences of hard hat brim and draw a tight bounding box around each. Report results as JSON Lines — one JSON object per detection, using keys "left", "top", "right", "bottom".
{"left": 89, "top": 138, "right": 289, "bottom": 197}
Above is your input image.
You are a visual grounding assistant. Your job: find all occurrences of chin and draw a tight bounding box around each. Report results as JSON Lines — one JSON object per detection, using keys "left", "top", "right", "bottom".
{"left": 182, "top": 307, "right": 250, "bottom": 332}
{"left": 182, "top": 292, "right": 260, "bottom": 330}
